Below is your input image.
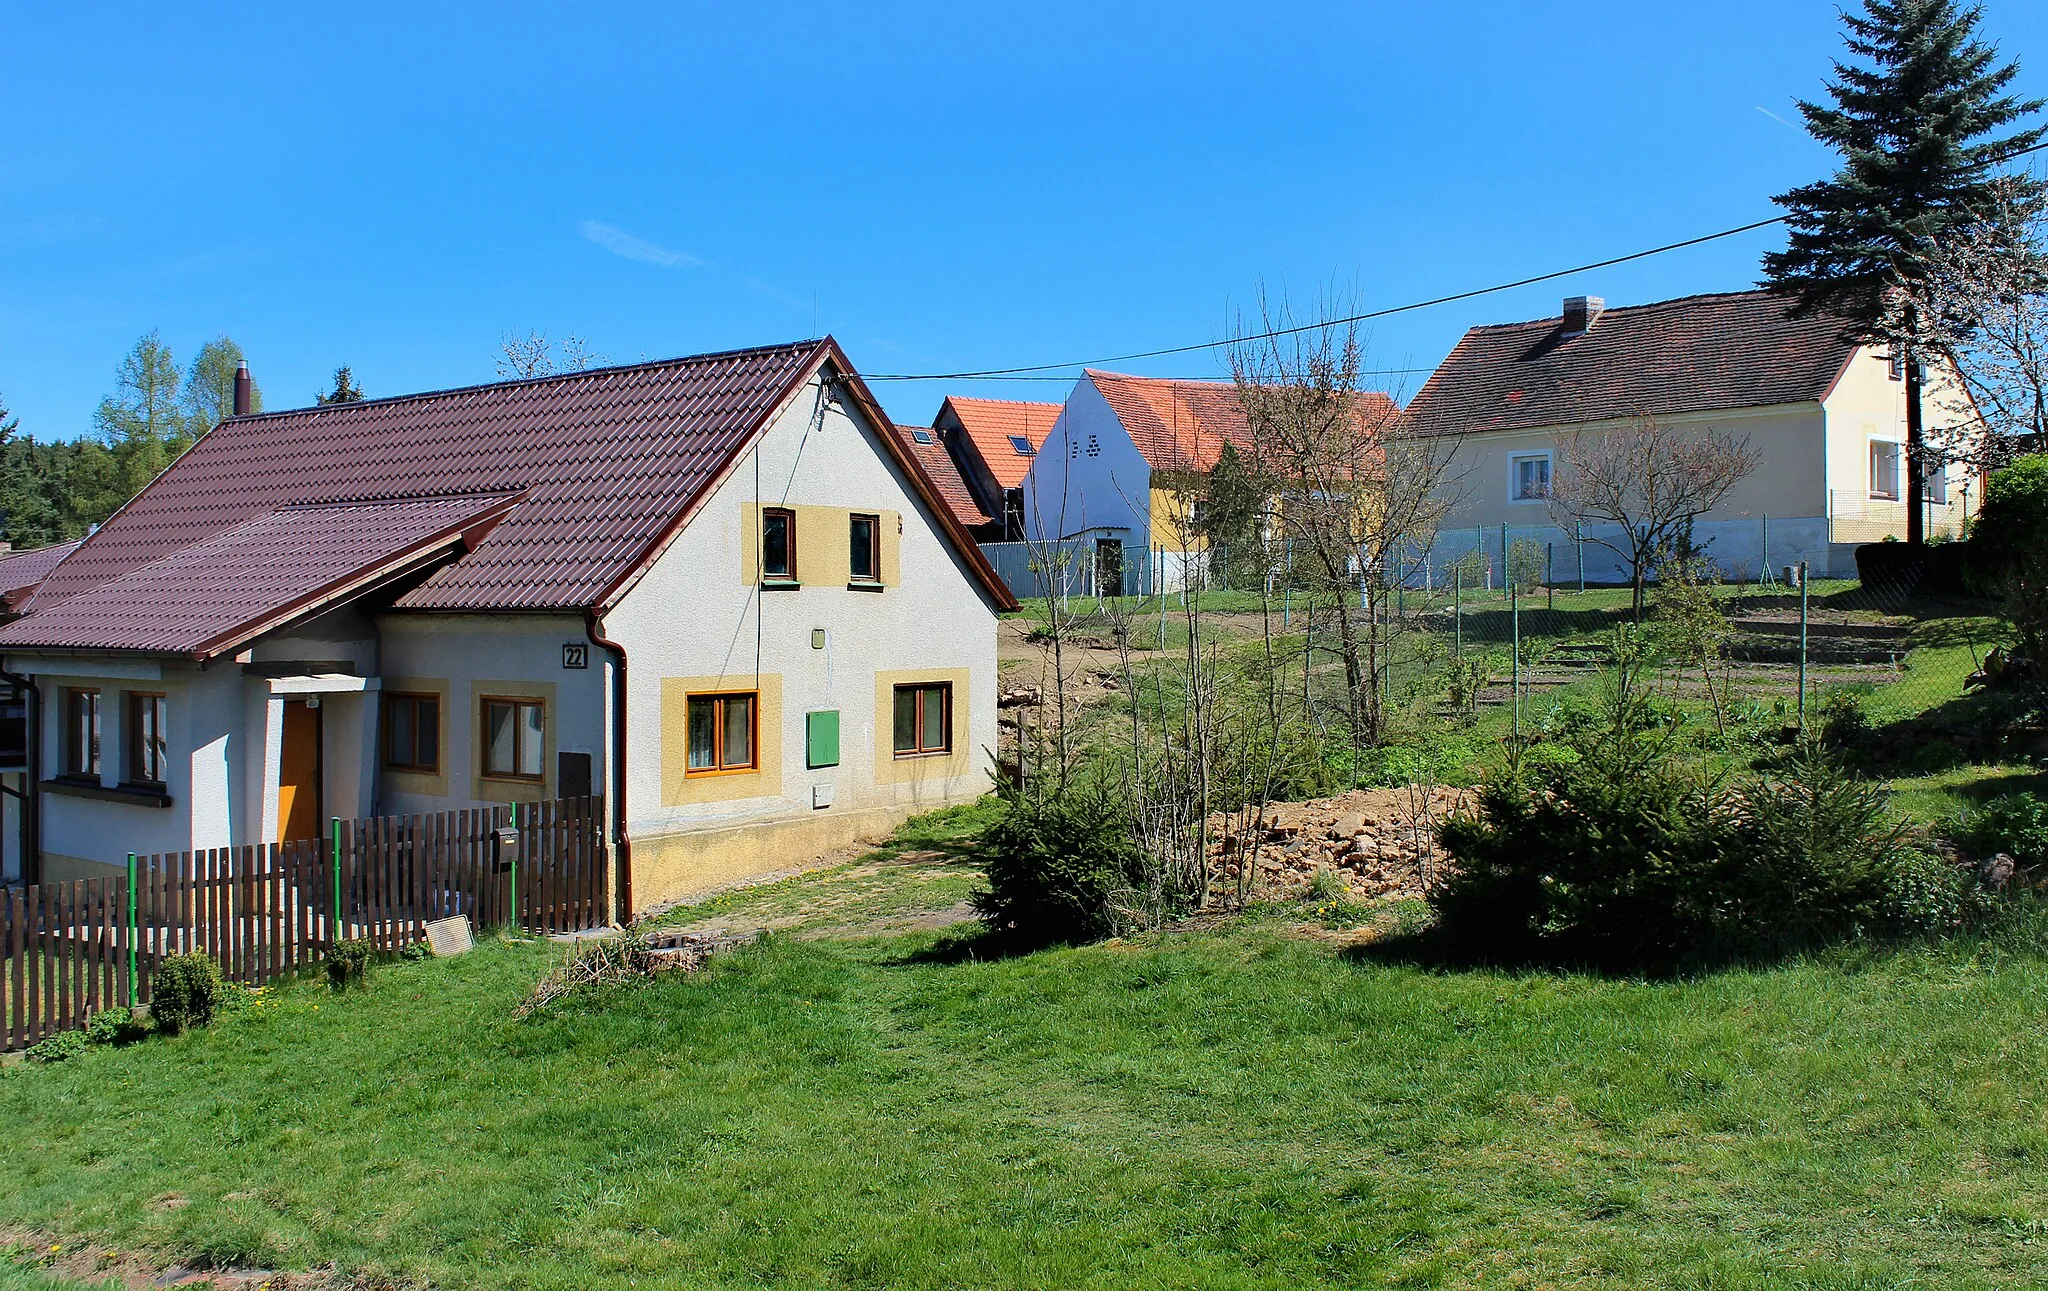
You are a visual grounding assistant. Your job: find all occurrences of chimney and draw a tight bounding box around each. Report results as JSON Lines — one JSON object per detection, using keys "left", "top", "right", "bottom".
{"left": 233, "top": 360, "right": 253, "bottom": 417}
{"left": 1561, "top": 295, "right": 1605, "bottom": 337}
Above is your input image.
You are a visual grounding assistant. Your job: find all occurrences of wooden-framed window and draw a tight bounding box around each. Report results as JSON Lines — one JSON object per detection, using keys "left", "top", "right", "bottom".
{"left": 62, "top": 687, "right": 101, "bottom": 779}
{"left": 482, "top": 697, "right": 545, "bottom": 780}
{"left": 125, "top": 692, "right": 168, "bottom": 786}
{"left": 761, "top": 507, "right": 796, "bottom": 582}
{"left": 686, "top": 691, "right": 757, "bottom": 775}
{"left": 849, "top": 512, "right": 880, "bottom": 583}
{"left": 892, "top": 682, "right": 951, "bottom": 757}
{"left": 383, "top": 692, "right": 440, "bottom": 773}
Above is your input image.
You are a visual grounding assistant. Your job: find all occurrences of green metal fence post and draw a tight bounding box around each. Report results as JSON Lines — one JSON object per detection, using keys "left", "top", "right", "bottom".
{"left": 1500, "top": 523, "right": 1509, "bottom": 603}
{"left": 1760, "top": 514, "right": 1771, "bottom": 587}
{"left": 1453, "top": 562, "right": 1463, "bottom": 656}
{"left": 1797, "top": 561, "right": 1810, "bottom": 735}
{"left": 125, "top": 852, "right": 137, "bottom": 1005}
{"left": 1511, "top": 573, "right": 1522, "bottom": 742}
{"left": 330, "top": 816, "right": 342, "bottom": 945}
{"left": 1576, "top": 521, "right": 1585, "bottom": 593}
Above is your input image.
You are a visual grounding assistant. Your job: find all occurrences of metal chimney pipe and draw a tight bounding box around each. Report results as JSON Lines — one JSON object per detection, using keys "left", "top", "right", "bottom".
{"left": 233, "top": 360, "right": 253, "bottom": 417}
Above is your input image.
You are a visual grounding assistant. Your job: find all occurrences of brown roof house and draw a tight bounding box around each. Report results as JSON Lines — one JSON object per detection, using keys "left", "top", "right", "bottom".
{"left": 1404, "top": 290, "right": 1985, "bottom": 581}
{"left": 0, "top": 340, "right": 1014, "bottom": 907}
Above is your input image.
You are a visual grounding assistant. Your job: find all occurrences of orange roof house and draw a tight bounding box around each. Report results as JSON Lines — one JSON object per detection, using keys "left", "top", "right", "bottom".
{"left": 1018, "top": 370, "right": 1398, "bottom": 578}
{"left": 930, "top": 397, "right": 1061, "bottom": 539}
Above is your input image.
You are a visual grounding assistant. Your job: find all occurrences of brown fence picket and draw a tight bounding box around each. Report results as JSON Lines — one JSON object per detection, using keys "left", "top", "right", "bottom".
{"left": 5, "top": 794, "right": 610, "bottom": 1049}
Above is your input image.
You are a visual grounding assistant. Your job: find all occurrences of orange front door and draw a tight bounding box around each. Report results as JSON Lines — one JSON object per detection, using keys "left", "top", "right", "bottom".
{"left": 278, "top": 699, "right": 323, "bottom": 843}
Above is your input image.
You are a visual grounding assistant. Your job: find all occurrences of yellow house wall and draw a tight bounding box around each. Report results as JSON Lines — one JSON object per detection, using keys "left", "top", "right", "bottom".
{"left": 1150, "top": 484, "right": 1205, "bottom": 552}
{"left": 1821, "top": 345, "right": 1984, "bottom": 538}
{"left": 1438, "top": 402, "right": 1827, "bottom": 533}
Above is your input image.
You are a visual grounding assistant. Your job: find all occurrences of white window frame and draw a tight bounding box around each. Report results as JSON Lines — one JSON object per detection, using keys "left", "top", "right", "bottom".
{"left": 1869, "top": 438, "right": 1902, "bottom": 501}
{"left": 1508, "top": 450, "right": 1553, "bottom": 504}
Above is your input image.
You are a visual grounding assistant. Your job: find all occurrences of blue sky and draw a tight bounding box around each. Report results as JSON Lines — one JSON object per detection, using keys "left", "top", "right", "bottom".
{"left": 4, "top": 1, "right": 2045, "bottom": 437}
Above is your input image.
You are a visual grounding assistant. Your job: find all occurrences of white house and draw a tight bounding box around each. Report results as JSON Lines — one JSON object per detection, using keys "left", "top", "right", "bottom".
{"left": 0, "top": 340, "right": 1015, "bottom": 914}
{"left": 1020, "top": 370, "right": 1399, "bottom": 593}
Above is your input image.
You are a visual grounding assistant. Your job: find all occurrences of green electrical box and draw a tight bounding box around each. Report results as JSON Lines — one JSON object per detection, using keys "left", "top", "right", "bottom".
{"left": 806, "top": 710, "right": 840, "bottom": 768}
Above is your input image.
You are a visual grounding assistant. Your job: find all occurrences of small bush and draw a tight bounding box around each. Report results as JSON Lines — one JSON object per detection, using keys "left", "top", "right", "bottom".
{"left": 150, "top": 952, "right": 223, "bottom": 1032}
{"left": 24, "top": 1029, "right": 91, "bottom": 1063}
{"left": 84, "top": 1007, "right": 148, "bottom": 1046}
{"left": 1430, "top": 631, "right": 1978, "bottom": 971}
{"left": 327, "top": 938, "right": 373, "bottom": 989}
{"left": 1972, "top": 792, "right": 2048, "bottom": 866}
{"left": 971, "top": 784, "right": 1151, "bottom": 945}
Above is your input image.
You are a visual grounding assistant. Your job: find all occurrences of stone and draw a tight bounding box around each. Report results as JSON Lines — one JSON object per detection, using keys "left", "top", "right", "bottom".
{"left": 424, "top": 915, "right": 474, "bottom": 957}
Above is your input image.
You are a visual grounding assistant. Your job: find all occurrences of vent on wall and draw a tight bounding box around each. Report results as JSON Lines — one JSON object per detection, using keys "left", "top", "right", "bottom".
{"left": 1085, "top": 434, "right": 1101, "bottom": 458}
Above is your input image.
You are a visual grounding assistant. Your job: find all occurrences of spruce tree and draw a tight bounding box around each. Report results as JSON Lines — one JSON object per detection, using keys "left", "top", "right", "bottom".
{"left": 316, "top": 365, "right": 364, "bottom": 405}
{"left": 1762, "top": 0, "right": 2044, "bottom": 544}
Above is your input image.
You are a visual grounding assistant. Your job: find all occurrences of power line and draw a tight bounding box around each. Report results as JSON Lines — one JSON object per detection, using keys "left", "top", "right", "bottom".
{"left": 858, "top": 137, "right": 2048, "bottom": 384}
{"left": 857, "top": 215, "right": 1789, "bottom": 382}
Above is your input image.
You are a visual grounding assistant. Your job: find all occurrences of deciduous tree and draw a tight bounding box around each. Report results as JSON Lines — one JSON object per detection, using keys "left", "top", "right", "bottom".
{"left": 1547, "top": 416, "right": 1759, "bottom": 620}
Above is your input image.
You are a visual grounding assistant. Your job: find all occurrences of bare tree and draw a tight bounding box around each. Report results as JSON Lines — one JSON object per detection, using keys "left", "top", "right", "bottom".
{"left": 1894, "top": 177, "right": 2048, "bottom": 469}
{"left": 1547, "top": 415, "right": 1760, "bottom": 619}
{"left": 1228, "top": 295, "right": 1459, "bottom": 753}
{"left": 497, "top": 330, "right": 609, "bottom": 380}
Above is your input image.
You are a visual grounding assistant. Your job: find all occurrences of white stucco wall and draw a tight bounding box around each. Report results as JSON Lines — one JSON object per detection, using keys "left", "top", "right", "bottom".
{"left": 1021, "top": 379, "right": 1153, "bottom": 546}
{"left": 3, "top": 656, "right": 248, "bottom": 873}
{"left": 601, "top": 372, "right": 1000, "bottom": 901}
{"left": 1821, "top": 345, "right": 1984, "bottom": 544}
{"left": 373, "top": 612, "right": 609, "bottom": 817}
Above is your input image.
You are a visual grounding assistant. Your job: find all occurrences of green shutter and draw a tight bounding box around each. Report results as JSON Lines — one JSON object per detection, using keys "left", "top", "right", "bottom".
{"left": 806, "top": 710, "right": 840, "bottom": 769}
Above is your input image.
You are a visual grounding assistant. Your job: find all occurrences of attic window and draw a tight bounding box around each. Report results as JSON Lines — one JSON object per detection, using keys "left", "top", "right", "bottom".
{"left": 1008, "top": 436, "right": 1036, "bottom": 455}
{"left": 911, "top": 428, "right": 935, "bottom": 445}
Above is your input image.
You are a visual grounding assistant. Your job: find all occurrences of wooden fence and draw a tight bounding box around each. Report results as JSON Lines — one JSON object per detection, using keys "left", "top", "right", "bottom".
{"left": 2, "top": 795, "right": 608, "bottom": 1050}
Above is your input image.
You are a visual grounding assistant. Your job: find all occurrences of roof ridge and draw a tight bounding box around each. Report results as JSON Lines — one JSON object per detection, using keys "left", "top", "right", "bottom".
{"left": 220, "top": 338, "right": 827, "bottom": 423}
{"left": 943, "top": 395, "right": 1064, "bottom": 409}
{"left": 1463, "top": 288, "right": 1786, "bottom": 333}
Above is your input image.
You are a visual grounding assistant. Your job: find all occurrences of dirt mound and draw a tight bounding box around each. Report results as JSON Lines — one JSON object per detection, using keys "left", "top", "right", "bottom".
{"left": 1212, "top": 785, "right": 1472, "bottom": 902}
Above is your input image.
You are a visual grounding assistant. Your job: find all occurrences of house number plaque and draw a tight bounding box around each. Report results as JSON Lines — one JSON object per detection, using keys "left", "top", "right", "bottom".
{"left": 562, "top": 643, "right": 589, "bottom": 670}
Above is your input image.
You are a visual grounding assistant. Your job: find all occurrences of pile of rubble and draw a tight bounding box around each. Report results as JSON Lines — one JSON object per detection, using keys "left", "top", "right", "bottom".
{"left": 1210, "top": 785, "right": 1473, "bottom": 901}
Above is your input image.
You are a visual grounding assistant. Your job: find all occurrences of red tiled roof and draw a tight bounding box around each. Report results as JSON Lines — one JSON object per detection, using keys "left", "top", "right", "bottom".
{"left": 0, "top": 540, "right": 82, "bottom": 615}
{"left": 21, "top": 339, "right": 1015, "bottom": 623}
{"left": 1086, "top": 371, "right": 1400, "bottom": 473}
{"left": 1402, "top": 290, "right": 1859, "bottom": 438}
{"left": 941, "top": 397, "right": 1061, "bottom": 490}
{"left": 892, "top": 423, "right": 991, "bottom": 530}
{"left": 0, "top": 496, "right": 519, "bottom": 658}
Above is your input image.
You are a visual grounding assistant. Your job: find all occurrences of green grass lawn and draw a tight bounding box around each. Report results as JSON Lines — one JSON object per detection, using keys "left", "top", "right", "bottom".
{"left": 4, "top": 859, "right": 2048, "bottom": 1289}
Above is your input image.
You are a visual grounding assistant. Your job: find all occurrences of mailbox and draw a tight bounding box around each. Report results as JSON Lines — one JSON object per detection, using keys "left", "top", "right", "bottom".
{"left": 494, "top": 825, "right": 520, "bottom": 873}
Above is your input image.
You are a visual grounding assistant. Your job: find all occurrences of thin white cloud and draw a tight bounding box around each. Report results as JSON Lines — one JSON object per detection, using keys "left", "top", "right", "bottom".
{"left": 578, "top": 220, "right": 703, "bottom": 268}
{"left": 1754, "top": 105, "right": 1800, "bottom": 133}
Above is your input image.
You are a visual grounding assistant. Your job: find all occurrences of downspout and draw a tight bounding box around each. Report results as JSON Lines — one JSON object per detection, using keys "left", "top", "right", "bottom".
{"left": 0, "top": 661, "right": 41, "bottom": 885}
{"left": 585, "top": 613, "right": 631, "bottom": 924}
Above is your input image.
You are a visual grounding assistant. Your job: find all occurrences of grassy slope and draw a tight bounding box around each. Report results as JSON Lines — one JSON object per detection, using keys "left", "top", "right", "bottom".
{"left": 4, "top": 885, "right": 2048, "bottom": 1289}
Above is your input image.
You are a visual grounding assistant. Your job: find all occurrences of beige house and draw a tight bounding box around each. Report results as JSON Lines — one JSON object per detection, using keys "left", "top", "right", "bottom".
{"left": 1404, "top": 291, "right": 1982, "bottom": 581}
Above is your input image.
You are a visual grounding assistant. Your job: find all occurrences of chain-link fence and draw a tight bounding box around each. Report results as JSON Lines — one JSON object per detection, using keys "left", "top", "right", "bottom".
{"left": 1119, "top": 531, "right": 2007, "bottom": 761}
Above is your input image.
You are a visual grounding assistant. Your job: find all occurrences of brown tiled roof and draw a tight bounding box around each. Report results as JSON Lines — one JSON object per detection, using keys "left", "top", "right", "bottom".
{"left": 1402, "top": 290, "right": 1860, "bottom": 438}
{"left": 0, "top": 496, "right": 518, "bottom": 657}
{"left": 20, "top": 339, "right": 1016, "bottom": 625}
{"left": 0, "top": 540, "right": 82, "bottom": 616}
{"left": 892, "top": 423, "right": 991, "bottom": 529}
{"left": 1086, "top": 371, "right": 1400, "bottom": 473}
{"left": 941, "top": 397, "right": 1061, "bottom": 490}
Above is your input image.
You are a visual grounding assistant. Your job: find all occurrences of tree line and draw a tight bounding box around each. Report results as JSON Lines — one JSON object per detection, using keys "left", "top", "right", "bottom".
{"left": 1, "top": 334, "right": 366, "bottom": 551}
